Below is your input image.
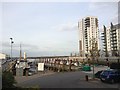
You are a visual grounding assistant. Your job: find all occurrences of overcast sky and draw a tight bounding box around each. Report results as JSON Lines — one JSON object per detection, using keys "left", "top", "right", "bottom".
{"left": 0, "top": 1, "right": 118, "bottom": 57}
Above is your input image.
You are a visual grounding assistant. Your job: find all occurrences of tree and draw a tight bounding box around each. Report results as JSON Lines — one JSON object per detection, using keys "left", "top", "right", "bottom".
{"left": 89, "top": 38, "right": 100, "bottom": 79}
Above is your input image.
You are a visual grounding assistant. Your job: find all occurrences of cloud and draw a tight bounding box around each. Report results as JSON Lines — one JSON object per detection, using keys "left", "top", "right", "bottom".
{"left": 1, "top": 42, "right": 10, "bottom": 47}
{"left": 1, "top": 41, "right": 41, "bottom": 56}
{"left": 52, "top": 22, "right": 77, "bottom": 32}
{"left": 1, "top": 41, "right": 39, "bottom": 50}
{"left": 89, "top": 0, "right": 119, "bottom": 2}
{"left": 111, "top": 14, "right": 118, "bottom": 24}
{"left": 2, "top": 0, "right": 119, "bottom": 2}
{"left": 88, "top": 2, "right": 118, "bottom": 11}
{"left": 119, "top": 2, "right": 120, "bottom": 23}
{"left": 104, "top": 10, "right": 119, "bottom": 25}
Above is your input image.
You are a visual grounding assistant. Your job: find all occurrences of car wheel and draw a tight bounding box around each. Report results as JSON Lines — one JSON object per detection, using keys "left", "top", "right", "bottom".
{"left": 100, "top": 78, "right": 104, "bottom": 82}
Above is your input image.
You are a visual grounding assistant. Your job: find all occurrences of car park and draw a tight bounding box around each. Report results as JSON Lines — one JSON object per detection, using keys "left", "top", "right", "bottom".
{"left": 100, "top": 69, "right": 120, "bottom": 83}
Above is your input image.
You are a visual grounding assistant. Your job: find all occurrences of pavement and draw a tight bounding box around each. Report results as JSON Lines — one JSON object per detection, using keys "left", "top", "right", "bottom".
{"left": 15, "top": 70, "right": 56, "bottom": 84}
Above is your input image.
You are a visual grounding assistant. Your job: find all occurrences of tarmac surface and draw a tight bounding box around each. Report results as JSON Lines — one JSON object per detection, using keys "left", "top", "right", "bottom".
{"left": 15, "top": 66, "right": 120, "bottom": 88}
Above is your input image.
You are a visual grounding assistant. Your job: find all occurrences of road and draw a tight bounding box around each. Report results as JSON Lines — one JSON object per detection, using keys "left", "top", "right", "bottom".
{"left": 16, "top": 71, "right": 119, "bottom": 88}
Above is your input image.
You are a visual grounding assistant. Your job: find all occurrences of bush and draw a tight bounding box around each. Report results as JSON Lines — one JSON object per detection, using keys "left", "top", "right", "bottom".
{"left": 2, "top": 71, "right": 40, "bottom": 90}
{"left": 2, "top": 71, "right": 16, "bottom": 88}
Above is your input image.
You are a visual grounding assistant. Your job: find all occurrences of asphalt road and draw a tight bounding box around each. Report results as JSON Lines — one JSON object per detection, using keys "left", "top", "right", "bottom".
{"left": 16, "top": 71, "right": 120, "bottom": 88}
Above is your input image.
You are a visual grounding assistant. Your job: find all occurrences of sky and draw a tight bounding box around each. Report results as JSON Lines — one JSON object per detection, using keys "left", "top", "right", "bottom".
{"left": 0, "top": 1, "right": 118, "bottom": 57}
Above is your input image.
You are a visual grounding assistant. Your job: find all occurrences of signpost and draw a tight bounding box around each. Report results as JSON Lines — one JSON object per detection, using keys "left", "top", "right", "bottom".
{"left": 38, "top": 63, "right": 44, "bottom": 71}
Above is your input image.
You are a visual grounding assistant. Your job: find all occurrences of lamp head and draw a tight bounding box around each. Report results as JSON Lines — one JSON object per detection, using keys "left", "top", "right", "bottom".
{"left": 10, "top": 38, "right": 13, "bottom": 40}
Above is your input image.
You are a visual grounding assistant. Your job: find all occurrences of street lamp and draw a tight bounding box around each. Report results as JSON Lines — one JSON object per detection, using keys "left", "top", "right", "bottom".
{"left": 10, "top": 38, "right": 14, "bottom": 60}
{"left": 85, "top": 54, "right": 89, "bottom": 64}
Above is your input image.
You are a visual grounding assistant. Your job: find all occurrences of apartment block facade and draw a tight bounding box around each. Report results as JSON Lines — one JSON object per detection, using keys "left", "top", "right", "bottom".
{"left": 102, "top": 23, "right": 120, "bottom": 57}
{"left": 78, "top": 16, "right": 100, "bottom": 57}
{"left": 101, "top": 26, "right": 111, "bottom": 56}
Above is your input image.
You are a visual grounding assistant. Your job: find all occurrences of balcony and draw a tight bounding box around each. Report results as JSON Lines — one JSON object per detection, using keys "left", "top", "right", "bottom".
{"left": 101, "top": 35, "right": 105, "bottom": 37}
{"left": 101, "top": 33, "right": 104, "bottom": 34}
{"left": 114, "top": 42, "right": 117, "bottom": 44}
{"left": 111, "top": 43, "right": 117, "bottom": 45}
{"left": 103, "top": 44, "right": 107, "bottom": 46}
{"left": 85, "top": 30, "right": 87, "bottom": 33}
{"left": 111, "top": 29, "right": 116, "bottom": 31}
{"left": 111, "top": 46, "right": 117, "bottom": 48}
{"left": 103, "top": 41, "right": 106, "bottom": 43}
{"left": 85, "top": 18, "right": 90, "bottom": 21}
{"left": 101, "top": 38, "right": 105, "bottom": 40}
{"left": 110, "top": 33, "right": 116, "bottom": 35}
{"left": 112, "top": 35, "right": 117, "bottom": 38}
{"left": 111, "top": 39, "right": 117, "bottom": 41}
{"left": 103, "top": 47, "right": 106, "bottom": 49}
{"left": 85, "top": 25, "right": 90, "bottom": 27}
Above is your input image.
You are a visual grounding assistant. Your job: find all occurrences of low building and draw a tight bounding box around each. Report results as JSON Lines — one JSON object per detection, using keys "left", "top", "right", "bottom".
{"left": 0, "top": 53, "right": 9, "bottom": 60}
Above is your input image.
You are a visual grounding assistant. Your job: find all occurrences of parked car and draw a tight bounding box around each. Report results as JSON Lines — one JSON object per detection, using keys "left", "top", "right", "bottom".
{"left": 110, "top": 63, "right": 120, "bottom": 69}
{"left": 100, "top": 69, "right": 120, "bottom": 83}
{"left": 95, "top": 70, "right": 103, "bottom": 78}
{"left": 28, "top": 68, "right": 37, "bottom": 76}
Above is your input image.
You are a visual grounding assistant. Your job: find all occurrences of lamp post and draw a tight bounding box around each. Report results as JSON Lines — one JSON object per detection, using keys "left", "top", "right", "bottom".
{"left": 10, "top": 38, "right": 14, "bottom": 60}
{"left": 85, "top": 54, "right": 88, "bottom": 64}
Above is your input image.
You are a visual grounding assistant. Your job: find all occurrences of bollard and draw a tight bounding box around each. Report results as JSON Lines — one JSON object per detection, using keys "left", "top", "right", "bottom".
{"left": 85, "top": 75, "right": 88, "bottom": 81}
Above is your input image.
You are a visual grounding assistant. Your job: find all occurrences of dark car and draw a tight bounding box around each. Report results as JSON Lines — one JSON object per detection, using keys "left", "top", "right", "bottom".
{"left": 100, "top": 69, "right": 120, "bottom": 83}
{"left": 95, "top": 70, "right": 103, "bottom": 78}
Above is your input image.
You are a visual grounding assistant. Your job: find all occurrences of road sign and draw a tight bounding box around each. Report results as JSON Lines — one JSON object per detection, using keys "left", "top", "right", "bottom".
{"left": 38, "top": 63, "right": 44, "bottom": 71}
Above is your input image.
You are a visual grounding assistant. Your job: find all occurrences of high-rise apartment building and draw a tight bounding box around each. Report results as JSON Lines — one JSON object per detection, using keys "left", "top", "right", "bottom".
{"left": 78, "top": 16, "right": 100, "bottom": 57}
{"left": 101, "top": 23, "right": 120, "bottom": 56}
{"left": 101, "top": 26, "right": 111, "bottom": 56}
{"left": 110, "top": 23, "right": 120, "bottom": 56}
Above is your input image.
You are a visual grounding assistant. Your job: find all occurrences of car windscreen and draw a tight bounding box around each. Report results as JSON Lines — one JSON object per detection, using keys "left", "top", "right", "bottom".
{"left": 102, "top": 71, "right": 115, "bottom": 75}
{"left": 102, "top": 71, "right": 109, "bottom": 75}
